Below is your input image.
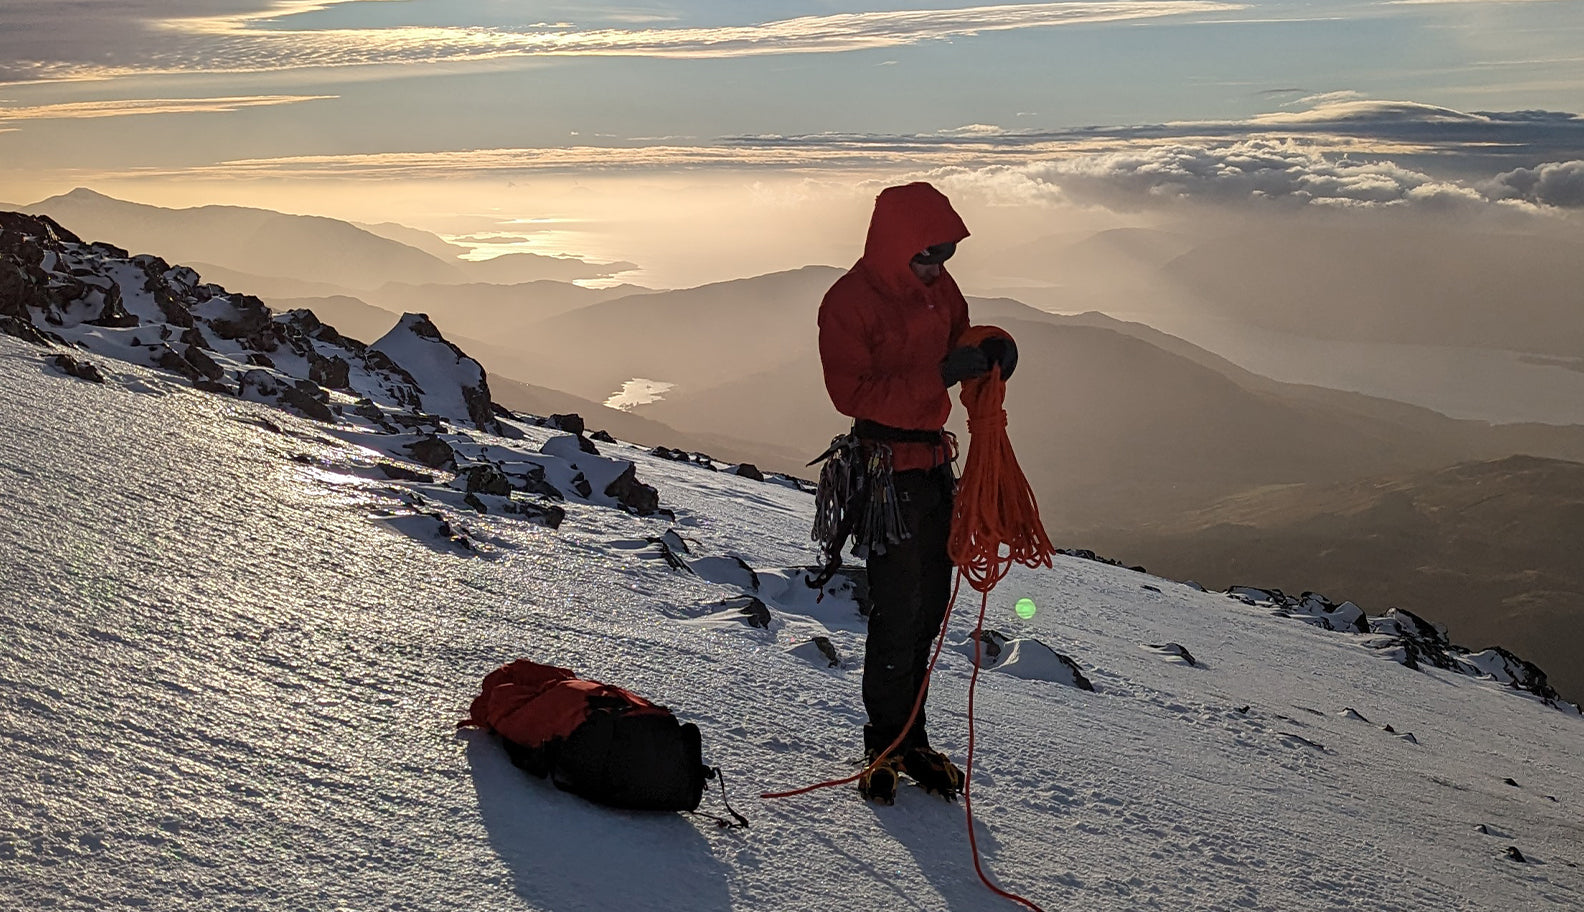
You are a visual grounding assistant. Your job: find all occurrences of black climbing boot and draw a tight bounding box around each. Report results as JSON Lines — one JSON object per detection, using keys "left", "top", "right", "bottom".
{"left": 858, "top": 750, "right": 904, "bottom": 805}
{"left": 903, "top": 745, "right": 963, "bottom": 800}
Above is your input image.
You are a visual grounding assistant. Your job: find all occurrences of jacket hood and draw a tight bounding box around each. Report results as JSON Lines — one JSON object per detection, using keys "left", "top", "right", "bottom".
{"left": 860, "top": 182, "right": 970, "bottom": 291}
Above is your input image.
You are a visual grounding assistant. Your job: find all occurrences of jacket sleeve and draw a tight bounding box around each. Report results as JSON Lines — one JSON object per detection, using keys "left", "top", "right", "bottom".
{"left": 818, "top": 286, "right": 948, "bottom": 429}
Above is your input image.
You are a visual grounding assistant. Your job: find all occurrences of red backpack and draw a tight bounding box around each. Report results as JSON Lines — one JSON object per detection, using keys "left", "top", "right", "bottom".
{"left": 460, "top": 659, "right": 745, "bottom": 825}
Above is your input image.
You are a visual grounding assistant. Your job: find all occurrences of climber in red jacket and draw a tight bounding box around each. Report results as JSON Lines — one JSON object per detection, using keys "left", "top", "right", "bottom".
{"left": 817, "top": 182, "right": 1016, "bottom": 804}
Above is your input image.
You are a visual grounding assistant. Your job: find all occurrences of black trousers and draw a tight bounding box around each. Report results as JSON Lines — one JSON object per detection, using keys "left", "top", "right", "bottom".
{"left": 863, "top": 467, "right": 955, "bottom": 754}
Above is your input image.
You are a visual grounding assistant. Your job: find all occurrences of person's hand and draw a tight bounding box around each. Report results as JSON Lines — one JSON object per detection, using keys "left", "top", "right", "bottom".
{"left": 940, "top": 345, "right": 990, "bottom": 387}
{"left": 979, "top": 336, "right": 1018, "bottom": 380}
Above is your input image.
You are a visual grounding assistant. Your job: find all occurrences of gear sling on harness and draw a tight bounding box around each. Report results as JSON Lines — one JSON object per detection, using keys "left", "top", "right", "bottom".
{"left": 771, "top": 326, "right": 1055, "bottom": 912}
{"left": 807, "top": 418, "right": 956, "bottom": 592}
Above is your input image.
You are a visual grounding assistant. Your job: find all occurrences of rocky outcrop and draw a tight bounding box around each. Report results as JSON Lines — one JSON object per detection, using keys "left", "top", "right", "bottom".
{"left": 3, "top": 209, "right": 661, "bottom": 562}
{"left": 1224, "top": 586, "right": 1574, "bottom": 711}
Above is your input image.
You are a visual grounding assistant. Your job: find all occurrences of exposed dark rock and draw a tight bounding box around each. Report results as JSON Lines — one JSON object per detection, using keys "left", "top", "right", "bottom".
{"left": 308, "top": 354, "right": 351, "bottom": 390}
{"left": 507, "top": 500, "right": 566, "bottom": 529}
{"left": 464, "top": 493, "right": 488, "bottom": 513}
{"left": 208, "top": 295, "right": 273, "bottom": 340}
{"left": 721, "top": 596, "right": 771, "bottom": 629}
{"left": 1059, "top": 548, "right": 1145, "bottom": 573}
{"left": 590, "top": 430, "right": 616, "bottom": 444}
{"left": 730, "top": 463, "right": 765, "bottom": 481}
{"left": 812, "top": 636, "right": 841, "bottom": 667}
{"left": 649, "top": 533, "right": 692, "bottom": 572}
{"left": 279, "top": 384, "right": 335, "bottom": 423}
{"left": 0, "top": 315, "right": 53, "bottom": 346}
{"left": 182, "top": 344, "right": 224, "bottom": 382}
{"left": 179, "top": 325, "right": 210, "bottom": 351}
{"left": 648, "top": 445, "right": 718, "bottom": 470}
{"left": 155, "top": 346, "right": 203, "bottom": 382}
{"left": 86, "top": 282, "right": 137, "bottom": 328}
{"left": 459, "top": 463, "right": 513, "bottom": 496}
{"left": 378, "top": 463, "right": 434, "bottom": 483}
{"left": 576, "top": 434, "right": 600, "bottom": 455}
{"left": 569, "top": 472, "right": 593, "bottom": 499}
{"left": 604, "top": 463, "right": 659, "bottom": 515}
{"left": 549, "top": 413, "right": 585, "bottom": 435}
{"left": 1505, "top": 846, "right": 1527, "bottom": 863}
{"left": 508, "top": 463, "right": 564, "bottom": 500}
{"left": 48, "top": 354, "right": 105, "bottom": 383}
{"left": 972, "top": 629, "right": 1012, "bottom": 662}
{"left": 404, "top": 435, "right": 457, "bottom": 470}
{"left": 1147, "top": 642, "right": 1197, "bottom": 666}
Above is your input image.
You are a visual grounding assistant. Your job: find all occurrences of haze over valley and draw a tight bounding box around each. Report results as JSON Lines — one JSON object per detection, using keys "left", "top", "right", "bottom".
{"left": 16, "top": 181, "right": 1584, "bottom": 703}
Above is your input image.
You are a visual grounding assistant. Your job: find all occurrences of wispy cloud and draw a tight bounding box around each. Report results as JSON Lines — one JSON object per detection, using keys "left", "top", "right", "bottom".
{"left": 0, "top": 95, "right": 334, "bottom": 124}
{"left": 4, "top": 2, "right": 1245, "bottom": 81}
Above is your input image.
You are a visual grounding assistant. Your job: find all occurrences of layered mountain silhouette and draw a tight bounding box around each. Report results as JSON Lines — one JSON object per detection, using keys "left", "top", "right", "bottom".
{"left": 15, "top": 190, "right": 1584, "bottom": 701}
{"left": 23, "top": 188, "right": 634, "bottom": 290}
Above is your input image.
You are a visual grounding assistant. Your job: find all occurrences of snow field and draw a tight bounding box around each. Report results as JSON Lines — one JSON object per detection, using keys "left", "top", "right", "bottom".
{"left": 2, "top": 338, "right": 1581, "bottom": 912}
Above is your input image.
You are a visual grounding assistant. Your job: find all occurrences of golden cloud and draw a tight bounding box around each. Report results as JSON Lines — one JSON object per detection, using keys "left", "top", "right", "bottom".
{"left": 0, "top": 95, "right": 336, "bottom": 123}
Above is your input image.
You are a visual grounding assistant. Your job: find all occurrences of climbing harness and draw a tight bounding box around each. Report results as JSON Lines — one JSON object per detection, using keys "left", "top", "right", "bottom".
{"left": 807, "top": 420, "right": 955, "bottom": 592}
{"left": 770, "top": 325, "right": 1055, "bottom": 912}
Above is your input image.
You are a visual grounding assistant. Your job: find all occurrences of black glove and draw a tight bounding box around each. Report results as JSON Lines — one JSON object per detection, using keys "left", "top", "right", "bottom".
{"left": 940, "top": 345, "right": 990, "bottom": 387}
{"left": 979, "top": 336, "right": 1018, "bottom": 380}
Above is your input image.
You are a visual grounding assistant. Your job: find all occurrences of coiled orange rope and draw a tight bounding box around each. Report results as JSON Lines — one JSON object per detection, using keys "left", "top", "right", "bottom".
{"left": 949, "top": 325, "right": 1057, "bottom": 592}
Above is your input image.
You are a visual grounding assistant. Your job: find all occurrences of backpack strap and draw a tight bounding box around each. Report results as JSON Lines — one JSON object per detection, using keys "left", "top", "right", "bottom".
{"left": 689, "top": 766, "right": 749, "bottom": 829}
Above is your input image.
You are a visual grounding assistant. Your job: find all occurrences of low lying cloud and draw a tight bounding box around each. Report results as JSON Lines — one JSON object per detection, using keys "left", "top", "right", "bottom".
{"left": 1483, "top": 161, "right": 1584, "bottom": 208}
{"left": 3, "top": 1, "right": 1244, "bottom": 81}
{"left": 61, "top": 96, "right": 1584, "bottom": 214}
{"left": 947, "top": 139, "right": 1497, "bottom": 211}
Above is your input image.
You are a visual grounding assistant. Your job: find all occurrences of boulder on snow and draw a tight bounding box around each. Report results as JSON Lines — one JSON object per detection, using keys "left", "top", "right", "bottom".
{"left": 1145, "top": 642, "right": 1197, "bottom": 667}
{"left": 957, "top": 630, "right": 1095, "bottom": 690}
{"left": 605, "top": 463, "right": 660, "bottom": 515}
{"left": 48, "top": 354, "right": 104, "bottom": 383}
{"left": 404, "top": 434, "right": 457, "bottom": 471}
{"left": 455, "top": 463, "right": 513, "bottom": 496}
{"left": 728, "top": 463, "right": 765, "bottom": 481}
{"left": 788, "top": 636, "right": 842, "bottom": 669}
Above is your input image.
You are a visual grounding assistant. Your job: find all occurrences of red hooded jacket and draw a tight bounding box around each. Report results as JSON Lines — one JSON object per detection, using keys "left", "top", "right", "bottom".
{"left": 818, "top": 182, "right": 971, "bottom": 471}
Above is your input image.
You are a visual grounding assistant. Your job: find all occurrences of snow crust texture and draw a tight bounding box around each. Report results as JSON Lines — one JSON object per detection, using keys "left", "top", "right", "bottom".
{"left": 3, "top": 212, "right": 1583, "bottom": 911}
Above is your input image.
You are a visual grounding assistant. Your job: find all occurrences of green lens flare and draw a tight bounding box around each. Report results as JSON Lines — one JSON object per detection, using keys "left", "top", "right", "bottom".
{"left": 1014, "top": 597, "right": 1036, "bottom": 620}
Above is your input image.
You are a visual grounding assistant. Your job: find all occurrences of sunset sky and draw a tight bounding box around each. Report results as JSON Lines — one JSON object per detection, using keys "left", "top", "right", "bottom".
{"left": 3, "top": 0, "right": 1581, "bottom": 286}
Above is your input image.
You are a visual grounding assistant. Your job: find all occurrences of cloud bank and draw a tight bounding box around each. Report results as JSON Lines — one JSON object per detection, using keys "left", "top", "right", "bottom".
{"left": 115, "top": 98, "right": 1584, "bottom": 215}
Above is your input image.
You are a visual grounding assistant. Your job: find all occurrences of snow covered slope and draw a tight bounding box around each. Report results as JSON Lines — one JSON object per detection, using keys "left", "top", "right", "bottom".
{"left": 3, "top": 334, "right": 1583, "bottom": 912}
{"left": 3, "top": 210, "right": 1582, "bottom": 910}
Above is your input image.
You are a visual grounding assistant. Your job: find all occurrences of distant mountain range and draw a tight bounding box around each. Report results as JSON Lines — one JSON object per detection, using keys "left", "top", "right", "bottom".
{"left": 22, "top": 188, "right": 635, "bottom": 290}
{"left": 971, "top": 213, "right": 1584, "bottom": 359}
{"left": 14, "top": 191, "right": 1584, "bottom": 700}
